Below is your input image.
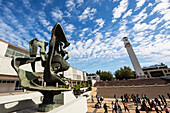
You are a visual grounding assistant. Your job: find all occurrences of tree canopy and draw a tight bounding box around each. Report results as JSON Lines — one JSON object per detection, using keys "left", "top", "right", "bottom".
{"left": 115, "top": 66, "right": 135, "bottom": 80}
{"left": 99, "top": 71, "right": 114, "bottom": 81}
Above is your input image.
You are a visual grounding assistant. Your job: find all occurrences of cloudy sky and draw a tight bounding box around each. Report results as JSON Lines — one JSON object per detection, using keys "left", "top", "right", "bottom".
{"left": 0, "top": 0, "right": 169, "bottom": 74}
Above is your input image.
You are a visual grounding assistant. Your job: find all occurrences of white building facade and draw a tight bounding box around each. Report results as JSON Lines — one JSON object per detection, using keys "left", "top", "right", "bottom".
{"left": 0, "top": 40, "right": 87, "bottom": 92}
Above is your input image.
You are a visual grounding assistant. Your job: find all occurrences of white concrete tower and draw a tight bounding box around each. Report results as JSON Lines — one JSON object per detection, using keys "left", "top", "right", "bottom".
{"left": 123, "top": 37, "right": 145, "bottom": 78}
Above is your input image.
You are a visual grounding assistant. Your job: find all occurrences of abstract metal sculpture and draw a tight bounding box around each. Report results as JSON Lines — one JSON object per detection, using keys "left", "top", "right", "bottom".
{"left": 11, "top": 23, "right": 71, "bottom": 112}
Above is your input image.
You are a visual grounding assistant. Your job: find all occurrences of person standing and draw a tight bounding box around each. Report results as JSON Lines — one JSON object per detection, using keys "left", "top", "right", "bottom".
{"left": 91, "top": 95, "right": 94, "bottom": 103}
{"left": 121, "top": 95, "right": 123, "bottom": 102}
{"left": 136, "top": 107, "right": 140, "bottom": 113}
{"left": 123, "top": 100, "right": 130, "bottom": 112}
{"left": 103, "top": 103, "right": 108, "bottom": 113}
{"left": 158, "top": 95, "right": 164, "bottom": 105}
{"left": 111, "top": 101, "right": 115, "bottom": 113}
{"left": 167, "top": 93, "right": 170, "bottom": 99}
{"left": 162, "top": 95, "right": 167, "bottom": 105}
{"left": 155, "top": 98, "right": 163, "bottom": 111}
{"left": 100, "top": 96, "right": 104, "bottom": 104}
{"left": 164, "top": 105, "right": 169, "bottom": 113}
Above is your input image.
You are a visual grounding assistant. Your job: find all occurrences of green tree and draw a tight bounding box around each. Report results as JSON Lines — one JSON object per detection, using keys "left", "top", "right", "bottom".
{"left": 115, "top": 66, "right": 135, "bottom": 80}
{"left": 96, "top": 70, "right": 101, "bottom": 75}
{"left": 100, "top": 71, "right": 113, "bottom": 81}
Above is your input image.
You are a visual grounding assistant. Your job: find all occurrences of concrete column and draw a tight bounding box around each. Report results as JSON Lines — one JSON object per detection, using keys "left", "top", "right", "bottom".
{"left": 56, "top": 82, "right": 58, "bottom": 87}
{"left": 123, "top": 37, "right": 145, "bottom": 78}
{"left": 162, "top": 70, "right": 167, "bottom": 76}
{"left": 146, "top": 71, "right": 152, "bottom": 78}
{"left": 44, "top": 82, "right": 46, "bottom": 87}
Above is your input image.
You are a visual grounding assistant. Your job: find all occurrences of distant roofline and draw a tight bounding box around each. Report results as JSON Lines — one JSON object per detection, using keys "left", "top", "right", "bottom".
{"left": 71, "top": 66, "right": 86, "bottom": 73}
{"left": 0, "top": 39, "right": 29, "bottom": 52}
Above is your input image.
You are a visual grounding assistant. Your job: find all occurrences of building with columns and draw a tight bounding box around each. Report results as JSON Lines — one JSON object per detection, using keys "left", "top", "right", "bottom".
{"left": 0, "top": 40, "right": 87, "bottom": 92}
{"left": 142, "top": 64, "right": 170, "bottom": 78}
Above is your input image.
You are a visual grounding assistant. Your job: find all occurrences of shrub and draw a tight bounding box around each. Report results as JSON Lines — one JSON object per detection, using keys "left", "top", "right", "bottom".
{"left": 83, "top": 94, "right": 89, "bottom": 97}
{"left": 58, "top": 85, "right": 62, "bottom": 88}
{"left": 82, "top": 83, "right": 86, "bottom": 88}
{"left": 88, "top": 86, "right": 92, "bottom": 91}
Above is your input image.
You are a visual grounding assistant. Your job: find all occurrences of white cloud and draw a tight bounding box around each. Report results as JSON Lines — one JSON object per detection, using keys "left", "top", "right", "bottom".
{"left": 92, "top": 18, "right": 105, "bottom": 34}
{"left": 41, "top": 0, "right": 53, "bottom": 8}
{"left": 150, "top": 17, "right": 159, "bottom": 24}
{"left": 65, "top": 24, "right": 76, "bottom": 34}
{"left": 132, "top": 7, "right": 147, "bottom": 23}
{"left": 133, "top": 23, "right": 149, "bottom": 31}
{"left": 122, "top": 9, "right": 132, "bottom": 18}
{"left": 79, "top": 28, "right": 89, "bottom": 37}
{"left": 39, "top": 11, "right": 51, "bottom": 27}
{"left": 148, "top": 3, "right": 153, "bottom": 7}
{"left": 105, "top": 32, "right": 112, "bottom": 38}
{"left": 150, "top": 0, "right": 170, "bottom": 15}
{"left": 93, "top": 0, "right": 99, "bottom": 3}
{"left": 22, "top": 0, "right": 31, "bottom": 8}
{"left": 95, "top": 18, "right": 105, "bottom": 28}
{"left": 43, "top": 32, "right": 51, "bottom": 40}
{"left": 84, "top": 39, "right": 93, "bottom": 49}
{"left": 135, "top": 0, "right": 146, "bottom": 11}
{"left": 112, "top": 0, "right": 128, "bottom": 18}
{"left": 51, "top": 9, "right": 63, "bottom": 20}
{"left": 65, "top": 0, "right": 76, "bottom": 11}
{"left": 78, "top": 7, "right": 97, "bottom": 21}
{"left": 47, "top": 26, "right": 53, "bottom": 31}
{"left": 112, "top": 19, "right": 116, "bottom": 23}
{"left": 76, "top": 0, "right": 84, "bottom": 7}
{"left": 113, "top": 0, "right": 119, "bottom": 2}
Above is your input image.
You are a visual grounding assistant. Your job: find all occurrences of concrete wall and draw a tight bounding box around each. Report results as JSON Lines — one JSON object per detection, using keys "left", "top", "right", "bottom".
{"left": 54, "top": 91, "right": 76, "bottom": 105}
{"left": 63, "top": 91, "right": 76, "bottom": 104}
{"left": 0, "top": 82, "right": 15, "bottom": 92}
{"left": 49, "top": 97, "right": 87, "bottom": 113}
{"left": 64, "top": 67, "right": 87, "bottom": 81}
{"left": 0, "top": 41, "right": 8, "bottom": 57}
{"left": 0, "top": 57, "right": 17, "bottom": 76}
{"left": 0, "top": 92, "right": 43, "bottom": 113}
{"left": 97, "top": 86, "right": 170, "bottom": 99}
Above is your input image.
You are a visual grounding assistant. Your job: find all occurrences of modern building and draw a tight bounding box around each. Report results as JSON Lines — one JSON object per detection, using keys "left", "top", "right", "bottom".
{"left": 0, "top": 39, "right": 87, "bottom": 92}
{"left": 142, "top": 64, "right": 170, "bottom": 78}
{"left": 87, "top": 74, "right": 100, "bottom": 82}
{"left": 123, "top": 37, "right": 145, "bottom": 78}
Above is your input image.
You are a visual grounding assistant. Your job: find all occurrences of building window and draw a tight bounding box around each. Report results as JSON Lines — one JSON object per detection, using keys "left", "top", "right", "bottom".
{"left": 15, "top": 81, "right": 23, "bottom": 90}
{"left": 5, "top": 48, "right": 15, "bottom": 58}
{"left": 0, "top": 80, "right": 15, "bottom": 83}
{"left": 5, "top": 48, "right": 28, "bottom": 58}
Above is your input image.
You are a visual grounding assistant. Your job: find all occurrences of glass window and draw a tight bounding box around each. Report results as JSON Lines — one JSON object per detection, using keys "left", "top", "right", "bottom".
{"left": 2, "top": 80, "right": 6, "bottom": 83}
{"left": 93, "top": 77, "right": 96, "bottom": 79}
{"left": 15, "top": 52, "right": 24, "bottom": 57}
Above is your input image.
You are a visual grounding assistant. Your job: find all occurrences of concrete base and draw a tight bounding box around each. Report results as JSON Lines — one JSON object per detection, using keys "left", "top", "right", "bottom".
{"left": 0, "top": 92, "right": 43, "bottom": 113}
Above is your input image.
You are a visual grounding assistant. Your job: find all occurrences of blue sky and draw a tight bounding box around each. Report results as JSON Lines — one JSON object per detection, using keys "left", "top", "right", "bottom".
{"left": 0, "top": 0, "right": 169, "bottom": 74}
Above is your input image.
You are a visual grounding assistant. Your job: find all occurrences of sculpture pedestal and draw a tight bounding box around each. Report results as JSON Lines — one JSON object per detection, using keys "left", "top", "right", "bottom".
{"left": 38, "top": 91, "right": 56, "bottom": 112}
{"left": 38, "top": 103, "right": 55, "bottom": 112}
{"left": 36, "top": 88, "right": 70, "bottom": 112}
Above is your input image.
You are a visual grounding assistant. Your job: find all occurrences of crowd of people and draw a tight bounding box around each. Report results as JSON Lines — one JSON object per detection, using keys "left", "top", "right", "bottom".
{"left": 91, "top": 93, "right": 170, "bottom": 113}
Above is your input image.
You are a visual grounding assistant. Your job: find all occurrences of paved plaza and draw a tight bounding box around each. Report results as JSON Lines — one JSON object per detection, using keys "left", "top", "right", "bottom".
{"left": 87, "top": 87, "right": 170, "bottom": 113}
